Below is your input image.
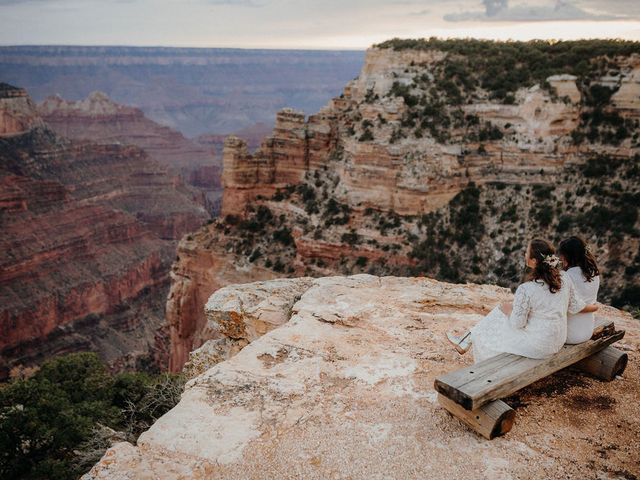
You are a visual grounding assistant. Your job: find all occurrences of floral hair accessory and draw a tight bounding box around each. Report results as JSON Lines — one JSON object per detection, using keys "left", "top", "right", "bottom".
{"left": 543, "top": 254, "right": 561, "bottom": 268}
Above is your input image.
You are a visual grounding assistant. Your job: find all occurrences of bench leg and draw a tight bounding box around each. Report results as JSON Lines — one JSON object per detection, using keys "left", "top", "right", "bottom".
{"left": 437, "top": 394, "right": 515, "bottom": 440}
{"left": 574, "top": 345, "right": 628, "bottom": 381}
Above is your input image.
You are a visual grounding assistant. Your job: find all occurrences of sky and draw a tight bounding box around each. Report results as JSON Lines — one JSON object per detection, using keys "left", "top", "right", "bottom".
{"left": 1, "top": 0, "right": 640, "bottom": 49}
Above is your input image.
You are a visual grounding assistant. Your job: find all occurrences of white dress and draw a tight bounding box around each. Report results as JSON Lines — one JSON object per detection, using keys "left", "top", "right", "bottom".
{"left": 470, "top": 271, "right": 587, "bottom": 363}
{"left": 565, "top": 267, "right": 600, "bottom": 344}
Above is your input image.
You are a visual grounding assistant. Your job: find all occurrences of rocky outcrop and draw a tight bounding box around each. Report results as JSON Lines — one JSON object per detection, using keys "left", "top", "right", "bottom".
{"left": 0, "top": 83, "right": 44, "bottom": 136}
{"left": 38, "top": 92, "right": 221, "bottom": 213}
{"left": 165, "top": 235, "right": 283, "bottom": 371}
{"left": 0, "top": 85, "right": 208, "bottom": 378}
{"left": 86, "top": 275, "right": 640, "bottom": 479}
{"left": 221, "top": 109, "right": 313, "bottom": 216}
{"left": 220, "top": 46, "right": 611, "bottom": 217}
{"left": 610, "top": 54, "right": 640, "bottom": 114}
{"left": 164, "top": 42, "right": 640, "bottom": 373}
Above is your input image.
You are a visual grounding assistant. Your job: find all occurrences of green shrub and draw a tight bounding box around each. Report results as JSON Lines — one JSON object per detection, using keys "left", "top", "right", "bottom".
{"left": 0, "top": 353, "right": 184, "bottom": 480}
{"left": 359, "top": 129, "right": 374, "bottom": 142}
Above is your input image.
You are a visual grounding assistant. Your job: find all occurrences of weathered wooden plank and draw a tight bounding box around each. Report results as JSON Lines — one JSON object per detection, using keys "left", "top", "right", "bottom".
{"left": 591, "top": 318, "right": 615, "bottom": 340}
{"left": 575, "top": 346, "right": 628, "bottom": 381}
{"left": 435, "top": 328, "right": 625, "bottom": 411}
{"left": 437, "top": 394, "right": 515, "bottom": 440}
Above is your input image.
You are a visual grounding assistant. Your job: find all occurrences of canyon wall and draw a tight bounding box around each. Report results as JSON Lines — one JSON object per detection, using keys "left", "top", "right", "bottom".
{"left": 0, "top": 84, "right": 207, "bottom": 378}
{"left": 166, "top": 41, "right": 640, "bottom": 371}
{"left": 38, "top": 91, "right": 221, "bottom": 214}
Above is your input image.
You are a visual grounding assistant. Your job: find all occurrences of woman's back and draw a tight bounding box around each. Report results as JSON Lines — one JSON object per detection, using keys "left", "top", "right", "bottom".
{"left": 565, "top": 266, "right": 599, "bottom": 344}
{"left": 519, "top": 271, "right": 579, "bottom": 351}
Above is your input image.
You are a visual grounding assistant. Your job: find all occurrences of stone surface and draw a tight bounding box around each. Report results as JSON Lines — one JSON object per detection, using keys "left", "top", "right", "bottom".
{"left": 183, "top": 277, "right": 315, "bottom": 378}
{"left": 165, "top": 236, "right": 283, "bottom": 371}
{"left": 86, "top": 275, "right": 640, "bottom": 479}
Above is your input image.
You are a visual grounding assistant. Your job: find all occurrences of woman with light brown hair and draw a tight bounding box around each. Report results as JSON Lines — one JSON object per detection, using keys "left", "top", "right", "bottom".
{"left": 447, "top": 238, "right": 598, "bottom": 363}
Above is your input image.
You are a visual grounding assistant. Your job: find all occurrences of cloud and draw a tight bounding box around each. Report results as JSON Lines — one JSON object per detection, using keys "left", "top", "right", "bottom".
{"left": 0, "top": 0, "right": 134, "bottom": 4}
{"left": 444, "top": 0, "right": 623, "bottom": 22}
{"left": 205, "top": 0, "right": 266, "bottom": 6}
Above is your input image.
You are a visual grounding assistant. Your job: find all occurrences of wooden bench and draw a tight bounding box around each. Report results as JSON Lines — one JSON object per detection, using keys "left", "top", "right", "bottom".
{"left": 434, "top": 319, "right": 627, "bottom": 439}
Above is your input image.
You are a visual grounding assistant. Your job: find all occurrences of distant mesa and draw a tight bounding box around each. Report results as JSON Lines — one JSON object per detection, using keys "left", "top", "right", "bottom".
{"left": 39, "top": 91, "right": 139, "bottom": 117}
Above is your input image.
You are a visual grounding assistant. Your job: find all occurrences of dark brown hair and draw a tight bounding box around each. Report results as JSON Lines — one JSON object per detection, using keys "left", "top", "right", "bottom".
{"left": 558, "top": 236, "right": 599, "bottom": 282}
{"left": 527, "top": 238, "right": 562, "bottom": 293}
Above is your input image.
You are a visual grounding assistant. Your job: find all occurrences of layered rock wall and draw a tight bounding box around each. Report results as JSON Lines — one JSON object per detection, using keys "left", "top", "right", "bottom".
{"left": 38, "top": 92, "right": 221, "bottom": 213}
{"left": 220, "top": 47, "right": 618, "bottom": 217}
{"left": 0, "top": 85, "right": 207, "bottom": 377}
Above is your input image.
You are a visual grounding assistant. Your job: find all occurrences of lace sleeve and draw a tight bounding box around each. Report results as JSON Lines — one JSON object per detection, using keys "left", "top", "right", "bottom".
{"left": 567, "top": 275, "right": 588, "bottom": 315}
{"left": 509, "top": 284, "right": 531, "bottom": 329}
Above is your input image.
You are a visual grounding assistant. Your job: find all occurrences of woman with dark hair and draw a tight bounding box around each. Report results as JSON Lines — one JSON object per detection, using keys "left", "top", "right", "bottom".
{"left": 558, "top": 236, "right": 600, "bottom": 344}
{"left": 446, "top": 238, "right": 598, "bottom": 363}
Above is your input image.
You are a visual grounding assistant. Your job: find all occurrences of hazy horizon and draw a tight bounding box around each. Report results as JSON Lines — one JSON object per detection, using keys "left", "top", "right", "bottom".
{"left": 1, "top": 0, "right": 639, "bottom": 49}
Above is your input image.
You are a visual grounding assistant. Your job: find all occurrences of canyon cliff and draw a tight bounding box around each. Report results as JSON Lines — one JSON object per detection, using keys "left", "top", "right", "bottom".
{"left": 166, "top": 40, "right": 640, "bottom": 372}
{"left": 0, "top": 84, "right": 207, "bottom": 379}
{"left": 38, "top": 92, "right": 222, "bottom": 214}
{"left": 86, "top": 274, "right": 640, "bottom": 479}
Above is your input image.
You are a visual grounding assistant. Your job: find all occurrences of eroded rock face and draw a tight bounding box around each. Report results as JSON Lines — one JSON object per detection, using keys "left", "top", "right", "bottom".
{"left": 165, "top": 237, "right": 285, "bottom": 371}
{"left": 0, "top": 83, "right": 44, "bottom": 136}
{"left": 0, "top": 86, "right": 208, "bottom": 377}
{"left": 38, "top": 91, "right": 221, "bottom": 213}
{"left": 166, "top": 44, "right": 640, "bottom": 372}
{"left": 218, "top": 47, "right": 606, "bottom": 217}
{"left": 86, "top": 275, "right": 640, "bottom": 479}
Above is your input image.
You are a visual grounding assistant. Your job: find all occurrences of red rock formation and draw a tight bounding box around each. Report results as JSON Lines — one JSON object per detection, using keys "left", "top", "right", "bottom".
{"left": 38, "top": 92, "right": 222, "bottom": 214}
{"left": 221, "top": 109, "right": 312, "bottom": 216}
{"left": 165, "top": 234, "right": 279, "bottom": 371}
{"left": 0, "top": 83, "right": 44, "bottom": 136}
{"left": 0, "top": 85, "right": 208, "bottom": 378}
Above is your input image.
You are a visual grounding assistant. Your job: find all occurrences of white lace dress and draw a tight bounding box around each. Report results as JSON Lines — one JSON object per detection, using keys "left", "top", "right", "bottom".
{"left": 565, "top": 267, "right": 600, "bottom": 344}
{"left": 470, "top": 272, "right": 587, "bottom": 363}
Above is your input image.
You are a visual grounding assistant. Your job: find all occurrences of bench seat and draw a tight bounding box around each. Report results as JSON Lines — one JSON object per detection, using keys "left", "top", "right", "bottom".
{"left": 434, "top": 319, "right": 627, "bottom": 438}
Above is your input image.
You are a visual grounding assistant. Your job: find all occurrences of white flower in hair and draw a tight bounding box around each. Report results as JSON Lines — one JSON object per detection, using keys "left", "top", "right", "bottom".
{"left": 543, "top": 254, "right": 561, "bottom": 268}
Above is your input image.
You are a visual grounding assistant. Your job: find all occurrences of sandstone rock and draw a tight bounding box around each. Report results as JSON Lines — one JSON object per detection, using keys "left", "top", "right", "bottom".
{"left": 547, "top": 74, "right": 581, "bottom": 104}
{"left": 611, "top": 55, "right": 640, "bottom": 113}
{"left": 0, "top": 88, "right": 207, "bottom": 377}
{"left": 184, "top": 277, "right": 315, "bottom": 378}
{"left": 86, "top": 275, "right": 640, "bottom": 479}
{"left": 217, "top": 47, "right": 624, "bottom": 220}
{"left": 0, "top": 83, "right": 44, "bottom": 136}
{"left": 165, "top": 234, "right": 283, "bottom": 371}
{"left": 38, "top": 91, "right": 222, "bottom": 213}
{"left": 167, "top": 44, "right": 640, "bottom": 374}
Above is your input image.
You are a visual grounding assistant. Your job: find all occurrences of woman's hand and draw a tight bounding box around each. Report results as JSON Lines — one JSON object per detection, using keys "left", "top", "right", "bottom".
{"left": 500, "top": 302, "right": 513, "bottom": 315}
{"left": 580, "top": 303, "right": 599, "bottom": 313}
